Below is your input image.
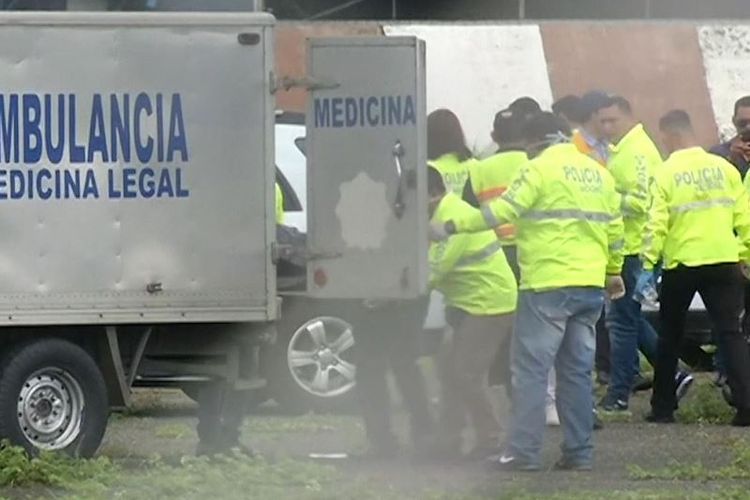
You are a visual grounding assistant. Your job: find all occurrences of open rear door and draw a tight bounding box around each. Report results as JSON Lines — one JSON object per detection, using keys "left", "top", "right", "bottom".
{"left": 305, "top": 37, "right": 427, "bottom": 299}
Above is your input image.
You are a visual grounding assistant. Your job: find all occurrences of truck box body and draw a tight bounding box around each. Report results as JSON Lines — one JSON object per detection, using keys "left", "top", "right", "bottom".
{"left": 0, "top": 13, "right": 276, "bottom": 325}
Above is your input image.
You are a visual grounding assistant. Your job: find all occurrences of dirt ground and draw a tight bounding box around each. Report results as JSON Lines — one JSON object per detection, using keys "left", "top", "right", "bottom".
{"left": 85, "top": 377, "right": 750, "bottom": 500}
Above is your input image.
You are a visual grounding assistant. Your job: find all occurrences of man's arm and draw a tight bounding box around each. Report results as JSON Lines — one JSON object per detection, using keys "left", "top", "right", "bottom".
{"left": 606, "top": 183, "right": 625, "bottom": 276}
{"left": 732, "top": 172, "right": 750, "bottom": 263}
{"left": 449, "top": 164, "right": 541, "bottom": 234}
{"left": 641, "top": 171, "right": 670, "bottom": 270}
{"left": 429, "top": 234, "right": 469, "bottom": 286}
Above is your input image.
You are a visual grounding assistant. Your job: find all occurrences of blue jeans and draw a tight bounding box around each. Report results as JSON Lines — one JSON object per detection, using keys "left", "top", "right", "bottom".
{"left": 605, "top": 255, "right": 659, "bottom": 403}
{"left": 508, "top": 287, "right": 604, "bottom": 467}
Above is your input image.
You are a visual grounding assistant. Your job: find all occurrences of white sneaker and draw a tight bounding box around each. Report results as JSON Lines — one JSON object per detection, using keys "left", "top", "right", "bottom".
{"left": 546, "top": 403, "right": 560, "bottom": 426}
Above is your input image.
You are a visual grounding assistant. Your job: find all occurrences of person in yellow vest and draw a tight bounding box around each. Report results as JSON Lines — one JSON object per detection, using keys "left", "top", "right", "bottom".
{"left": 427, "top": 166, "right": 517, "bottom": 461}
{"left": 639, "top": 110, "right": 750, "bottom": 425}
{"left": 462, "top": 105, "right": 562, "bottom": 427}
{"left": 596, "top": 97, "right": 694, "bottom": 412}
{"left": 431, "top": 112, "right": 625, "bottom": 471}
{"left": 428, "top": 108, "right": 476, "bottom": 196}
{"left": 275, "top": 182, "right": 284, "bottom": 225}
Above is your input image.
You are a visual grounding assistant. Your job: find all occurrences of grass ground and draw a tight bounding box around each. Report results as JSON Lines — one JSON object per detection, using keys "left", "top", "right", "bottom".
{"left": 1, "top": 374, "right": 749, "bottom": 499}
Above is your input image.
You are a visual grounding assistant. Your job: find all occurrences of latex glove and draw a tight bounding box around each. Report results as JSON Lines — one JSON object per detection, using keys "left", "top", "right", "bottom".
{"left": 429, "top": 221, "right": 450, "bottom": 242}
{"left": 633, "top": 269, "right": 658, "bottom": 304}
{"left": 605, "top": 275, "right": 626, "bottom": 300}
{"left": 741, "top": 262, "right": 750, "bottom": 280}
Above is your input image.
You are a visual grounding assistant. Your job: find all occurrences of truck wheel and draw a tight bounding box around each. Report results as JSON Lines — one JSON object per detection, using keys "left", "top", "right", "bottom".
{"left": 267, "top": 301, "right": 359, "bottom": 414}
{"left": 0, "top": 339, "right": 108, "bottom": 458}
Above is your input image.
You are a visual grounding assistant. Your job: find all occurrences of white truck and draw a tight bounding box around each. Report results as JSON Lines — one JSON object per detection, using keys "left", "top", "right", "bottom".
{"left": 0, "top": 12, "right": 427, "bottom": 456}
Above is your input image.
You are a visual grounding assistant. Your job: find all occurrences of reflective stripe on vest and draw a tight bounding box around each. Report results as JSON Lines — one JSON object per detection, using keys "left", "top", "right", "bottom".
{"left": 454, "top": 240, "right": 503, "bottom": 269}
{"left": 669, "top": 197, "right": 734, "bottom": 214}
{"left": 523, "top": 209, "right": 615, "bottom": 223}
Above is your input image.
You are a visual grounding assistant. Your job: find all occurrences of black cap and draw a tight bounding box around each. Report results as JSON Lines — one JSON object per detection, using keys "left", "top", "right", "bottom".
{"left": 580, "top": 90, "right": 615, "bottom": 121}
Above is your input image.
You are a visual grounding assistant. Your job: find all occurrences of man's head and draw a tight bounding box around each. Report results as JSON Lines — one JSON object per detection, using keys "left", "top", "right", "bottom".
{"left": 508, "top": 97, "right": 542, "bottom": 121}
{"left": 427, "top": 166, "right": 447, "bottom": 217}
{"left": 733, "top": 96, "right": 750, "bottom": 140}
{"left": 522, "top": 112, "right": 572, "bottom": 159}
{"left": 491, "top": 107, "right": 527, "bottom": 150}
{"left": 659, "top": 109, "right": 696, "bottom": 155}
{"left": 597, "top": 96, "right": 637, "bottom": 144}
{"left": 552, "top": 95, "right": 585, "bottom": 129}
{"left": 579, "top": 90, "right": 615, "bottom": 140}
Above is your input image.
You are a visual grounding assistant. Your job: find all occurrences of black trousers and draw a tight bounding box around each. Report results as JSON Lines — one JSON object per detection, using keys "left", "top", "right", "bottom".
{"left": 652, "top": 263, "right": 750, "bottom": 415}
{"left": 196, "top": 382, "right": 247, "bottom": 450}
{"left": 595, "top": 310, "right": 610, "bottom": 374}
{"left": 355, "top": 299, "right": 434, "bottom": 448}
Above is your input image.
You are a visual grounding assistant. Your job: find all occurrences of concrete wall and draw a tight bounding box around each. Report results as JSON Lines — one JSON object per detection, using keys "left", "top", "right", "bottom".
{"left": 277, "top": 21, "right": 750, "bottom": 153}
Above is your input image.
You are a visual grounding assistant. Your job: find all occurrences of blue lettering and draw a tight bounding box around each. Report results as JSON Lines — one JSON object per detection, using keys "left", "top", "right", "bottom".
{"left": 110, "top": 94, "right": 130, "bottom": 163}
{"left": 331, "top": 98, "right": 344, "bottom": 128}
{"left": 156, "top": 93, "right": 164, "bottom": 162}
{"left": 108, "top": 169, "right": 122, "bottom": 198}
{"left": 175, "top": 168, "right": 189, "bottom": 197}
{"left": 403, "top": 95, "right": 416, "bottom": 125}
{"left": 122, "top": 167, "right": 137, "bottom": 198}
{"left": 44, "top": 94, "right": 65, "bottom": 164}
{"left": 166, "top": 94, "right": 188, "bottom": 162}
{"left": 314, "top": 99, "right": 330, "bottom": 128}
{"left": 68, "top": 94, "right": 85, "bottom": 163}
{"left": 87, "top": 94, "right": 109, "bottom": 163}
{"left": 0, "top": 96, "right": 18, "bottom": 163}
{"left": 345, "top": 98, "right": 357, "bottom": 127}
{"left": 366, "top": 97, "right": 378, "bottom": 126}
{"left": 0, "top": 170, "right": 8, "bottom": 199}
{"left": 157, "top": 168, "right": 174, "bottom": 197}
{"left": 37, "top": 169, "right": 52, "bottom": 200}
{"left": 83, "top": 169, "right": 98, "bottom": 199}
{"left": 63, "top": 170, "right": 80, "bottom": 199}
{"left": 387, "top": 96, "right": 402, "bottom": 125}
{"left": 22, "top": 94, "right": 42, "bottom": 164}
{"left": 139, "top": 167, "right": 155, "bottom": 198}
{"left": 134, "top": 93, "right": 153, "bottom": 163}
{"left": 9, "top": 170, "right": 23, "bottom": 199}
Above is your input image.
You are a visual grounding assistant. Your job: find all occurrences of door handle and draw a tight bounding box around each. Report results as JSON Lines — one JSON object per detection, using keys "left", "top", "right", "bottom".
{"left": 392, "top": 141, "right": 408, "bottom": 219}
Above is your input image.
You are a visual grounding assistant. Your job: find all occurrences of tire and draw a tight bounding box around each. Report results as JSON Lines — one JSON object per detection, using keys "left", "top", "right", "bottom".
{"left": 0, "top": 338, "right": 108, "bottom": 458}
{"left": 266, "top": 299, "right": 359, "bottom": 414}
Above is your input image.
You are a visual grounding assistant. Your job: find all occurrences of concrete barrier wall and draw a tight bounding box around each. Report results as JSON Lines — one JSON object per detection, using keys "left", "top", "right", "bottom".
{"left": 277, "top": 21, "right": 750, "bottom": 152}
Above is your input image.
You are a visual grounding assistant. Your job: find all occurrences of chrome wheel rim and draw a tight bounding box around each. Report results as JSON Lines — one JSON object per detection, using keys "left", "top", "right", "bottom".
{"left": 287, "top": 316, "right": 356, "bottom": 398}
{"left": 17, "top": 368, "right": 84, "bottom": 450}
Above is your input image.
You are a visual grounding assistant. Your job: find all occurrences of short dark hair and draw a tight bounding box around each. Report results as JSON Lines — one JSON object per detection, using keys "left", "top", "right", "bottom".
{"left": 427, "top": 109, "right": 472, "bottom": 162}
{"left": 492, "top": 107, "right": 526, "bottom": 144}
{"left": 523, "top": 111, "right": 572, "bottom": 143}
{"left": 508, "top": 97, "right": 542, "bottom": 119}
{"left": 734, "top": 96, "right": 750, "bottom": 117}
{"left": 427, "top": 166, "right": 446, "bottom": 197}
{"left": 609, "top": 95, "right": 632, "bottom": 115}
{"left": 659, "top": 109, "right": 693, "bottom": 132}
{"left": 580, "top": 90, "right": 615, "bottom": 122}
{"left": 551, "top": 95, "right": 585, "bottom": 124}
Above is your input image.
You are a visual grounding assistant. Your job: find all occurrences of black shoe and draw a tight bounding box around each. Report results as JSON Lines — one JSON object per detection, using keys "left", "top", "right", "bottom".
{"left": 553, "top": 457, "right": 593, "bottom": 471}
{"left": 675, "top": 372, "right": 694, "bottom": 402}
{"left": 732, "top": 410, "right": 750, "bottom": 427}
{"left": 488, "top": 453, "right": 540, "bottom": 472}
{"left": 632, "top": 374, "right": 653, "bottom": 393}
{"left": 596, "top": 370, "right": 610, "bottom": 386}
{"left": 645, "top": 412, "right": 675, "bottom": 424}
{"left": 599, "top": 397, "right": 629, "bottom": 412}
